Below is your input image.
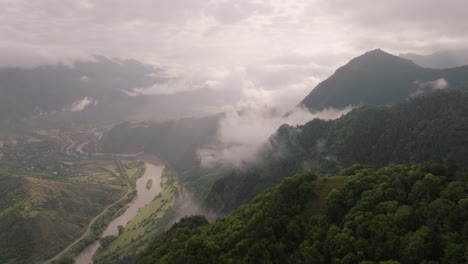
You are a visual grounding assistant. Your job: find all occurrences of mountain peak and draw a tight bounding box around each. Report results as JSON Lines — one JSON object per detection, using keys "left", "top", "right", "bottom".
{"left": 347, "top": 49, "right": 417, "bottom": 68}
{"left": 299, "top": 49, "right": 466, "bottom": 111}
{"left": 365, "top": 48, "right": 386, "bottom": 54}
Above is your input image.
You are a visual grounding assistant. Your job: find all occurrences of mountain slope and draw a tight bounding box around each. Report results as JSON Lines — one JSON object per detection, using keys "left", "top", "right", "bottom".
{"left": 206, "top": 90, "right": 468, "bottom": 214}
{"left": 0, "top": 57, "right": 236, "bottom": 124}
{"left": 300, "top": 49, "right": 468, "bottom": 110}
{"left": 0, "top": 56, "right": 162, "bottom": 122}
{"left": 100, "top": 115, "right": 221, "bottom": 171}
{"left": 138, "top": 163, "right": 468, "bottom": 264}
{"left": 400, "top": 50, "right": 468, "bottom": 69}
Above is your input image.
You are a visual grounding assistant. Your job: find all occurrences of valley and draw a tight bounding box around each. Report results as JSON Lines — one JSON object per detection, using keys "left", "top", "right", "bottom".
{"left": 0, "top": 48, "right": 467, "bottom": 264}
{"left": 74, "top": 160, "right": 165, "bottom": 264}
{"left": 4, "top": 1, "right": 468, "bottom": 263}
{"left": 0, "top": 126, "right": 130, "bottom": 263}
{"left": 0, "top": 124, "right": 177, "bottom": 264}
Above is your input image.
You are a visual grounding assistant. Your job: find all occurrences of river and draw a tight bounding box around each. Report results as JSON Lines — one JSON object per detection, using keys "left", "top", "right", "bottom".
{"left": 74, "top": 161, "right": 164, "bottom": 264}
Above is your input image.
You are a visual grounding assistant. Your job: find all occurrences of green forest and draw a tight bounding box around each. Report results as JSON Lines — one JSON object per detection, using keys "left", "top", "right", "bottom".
{"left": 137, "top": 162, "right": 467, "bottom": 264}
{"left": 135, "top": 90, "right": 468, "bottom": 264}
{"left": 204, "top": 90, "right": 468, "bottom": 213}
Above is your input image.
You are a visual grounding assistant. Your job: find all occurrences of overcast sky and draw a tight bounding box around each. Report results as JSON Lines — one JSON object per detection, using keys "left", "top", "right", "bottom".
{"left": 2, "top": 0, "right": 468, "bottom": 109}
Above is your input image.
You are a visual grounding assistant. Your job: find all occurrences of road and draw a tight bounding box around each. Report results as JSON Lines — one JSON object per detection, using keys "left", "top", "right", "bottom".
{"left": 43, "top": 181, "right": 132, "bottom": 264}
{"left": 43, "top": 129, "right": 135, "bottom": 264}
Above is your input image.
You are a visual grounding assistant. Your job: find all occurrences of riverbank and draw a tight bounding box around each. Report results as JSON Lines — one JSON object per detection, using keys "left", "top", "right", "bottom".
{"left": 92, "top": 168, "right": 181, "bottom": 264}
{"left": 74, "top": 159, "right": 165, "bottom": 264}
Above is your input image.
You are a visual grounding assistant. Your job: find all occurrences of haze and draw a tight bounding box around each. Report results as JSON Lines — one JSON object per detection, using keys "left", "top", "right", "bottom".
{"left": 2, "top": 0, "right": 468, "bottom": 114}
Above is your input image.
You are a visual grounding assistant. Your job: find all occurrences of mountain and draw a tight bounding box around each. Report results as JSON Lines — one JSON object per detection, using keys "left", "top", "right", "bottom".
{"left": 138, "top": 162, "right": 467, "bottom": 264}
{"left": 0, "top": 56, "right": 161, "bottom": 122}
{"left": 0, "top": 57, "right": 237, "bottom": 124}
{"left": 401, "top": 50, "right": 468, "bottom": 69}
{"left": 100, "top": 115, "right": 221, "bottom": 171}
{"left": 300, "top": 49, "right": 468, "bottom": 111}
{"left": 206, "top": 90, "right": 468, "bottom": 214}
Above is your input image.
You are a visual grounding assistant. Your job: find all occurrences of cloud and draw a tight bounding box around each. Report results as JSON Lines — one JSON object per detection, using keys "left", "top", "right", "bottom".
{"left": 1, "top": 0, "right": 467, "bottom": 124}
{"left": 197, "top": 105, "right": 353, "bottom": 168}
{"left": 424, "top": 78, "right": 448, "bottom": 90}
{"left": 126, "top": 62, "right": 327, "bottom": 111}
{"left": 2, "top": 0, "right": 468, "bottom": 70}
{"left": 410, "top": 78, "right": 449, "bottom": 98}
{"left": 323, "top": 0, "right": 468, "bottom": 53}
{"left": 207, "top": 0, "right": 273, "bottom": 25}
{"left": 415, "top": 78, "right": 448, "bottom": 90}
{"left": 0, "top": 41, "right": 94, "bottom": 68}
{"left": 69, "top": 96, "right": 94, "bottom": 112}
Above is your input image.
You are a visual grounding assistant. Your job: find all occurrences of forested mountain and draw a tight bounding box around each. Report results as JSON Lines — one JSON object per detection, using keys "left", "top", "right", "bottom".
{"left": 300, "top": 49, "right": 468, "bottom": 111}
{"left": 138, "top": 162, "right": 468, "bottom": 264}
{"left": 92, "top": 51, "right": 468, "bottom": 264}
{"left": 206, "top": 90, "right": 468, "bottom": 214}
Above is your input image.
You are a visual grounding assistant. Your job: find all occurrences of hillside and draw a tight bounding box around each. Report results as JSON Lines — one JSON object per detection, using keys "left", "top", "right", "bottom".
{"left": 206, "top": 90, "right": 468, "bottom": 214}
{"left": 400, "top": 50, "right": 468, "bottom": 69}
{"left": 100, "top": 115, "right": 221, "bottom": 171}
{"left": 300, "top": 49, "right": 468, "bottom": 111}
{"left": 138, "top": 163, "right": 467, "bottom": 264}
{"left": 0, "top": 130, "right": 141, "bottom": 264}
{"left": 0, "top": 166, "right": 125, "bottom": 264}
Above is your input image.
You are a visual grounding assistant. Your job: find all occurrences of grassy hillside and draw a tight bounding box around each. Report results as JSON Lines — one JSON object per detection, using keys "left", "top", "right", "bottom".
{"left": 205, "top": 90, "right": 468, "bottom": 214}
{"left": 0, "top": 131, "right": 137, "bottom": 264}
{"left": 0, "top": 171, "right": 125, "bottom": 263}
{"left": 138, "top": 163, "right": 467, "bottom": 264}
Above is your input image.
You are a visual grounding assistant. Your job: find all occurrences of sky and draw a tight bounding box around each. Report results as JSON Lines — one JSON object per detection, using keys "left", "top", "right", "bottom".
{"left": 2, "top": 0, "right": 467, "bottom": 167}
{"left": 1, "top": 0, "right": 468, "bottom": 110}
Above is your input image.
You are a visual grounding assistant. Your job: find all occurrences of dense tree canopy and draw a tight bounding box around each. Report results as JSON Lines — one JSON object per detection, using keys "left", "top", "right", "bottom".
{"left": 206, "top": 90, "right": 468, "bottom": 214}
{"left": 138, "top": 163, "right": 468, "bottom": 264}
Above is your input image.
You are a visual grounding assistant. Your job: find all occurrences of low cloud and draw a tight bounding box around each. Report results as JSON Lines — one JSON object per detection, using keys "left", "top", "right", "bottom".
{"left": 69, "top": 96, "right": 94, "bottom": 112}
{"left": 0, "top": 41, "right": 94, "bottom": 68}
{"left": 410, "top": 78, "right": 448, "bottom": 98}
{"left": 416, "top": 78, "right": 448, "bottom": 90}
{"left": 197, "top": 105, "right": 352, "bottom": 169}
{"left": 123, "top": 66, "right": 242, "bottom": 96}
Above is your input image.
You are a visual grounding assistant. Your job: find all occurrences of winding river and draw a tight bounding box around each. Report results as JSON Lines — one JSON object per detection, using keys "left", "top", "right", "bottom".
{"left": 74, "top": 161, "right": 164, "bottom": 264}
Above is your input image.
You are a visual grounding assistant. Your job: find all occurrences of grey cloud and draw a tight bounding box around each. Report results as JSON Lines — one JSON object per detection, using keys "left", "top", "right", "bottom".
{"left": 208, "top": 0, "right": 273, "bottom": 24}
{"left": 0, "top": 41, "right": 94, "bottom": 68}
{"left": 1, "top": 0, "right": 467, "bottom": 106}
{"left": 325, "top": 0, "right": 468, "bottom": 52}
{"left": 69, "top": 96, "right": 94, "bottom": 112}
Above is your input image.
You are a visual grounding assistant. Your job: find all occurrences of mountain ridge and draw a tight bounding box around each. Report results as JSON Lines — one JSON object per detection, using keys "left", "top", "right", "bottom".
{"left": 300, "top": 49, "right": 468, "bottom": 111}
{"left": 206, "top": 90, "right": 468, "bottom": 214}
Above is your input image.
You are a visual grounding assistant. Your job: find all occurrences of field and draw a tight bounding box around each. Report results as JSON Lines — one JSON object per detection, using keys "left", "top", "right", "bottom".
{"left": 0, "top": 127, "right": 141, "bottom": 264}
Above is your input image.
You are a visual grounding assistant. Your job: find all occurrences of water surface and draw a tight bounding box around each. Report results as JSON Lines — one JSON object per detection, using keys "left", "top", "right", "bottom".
{"left": 75, "top": 162, "right": 163, "bottom": 264}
